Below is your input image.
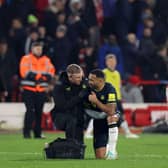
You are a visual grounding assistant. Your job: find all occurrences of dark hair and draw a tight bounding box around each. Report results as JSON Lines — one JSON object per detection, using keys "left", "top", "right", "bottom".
{"left": 29, "top": 28, "right": 38, "bottom": 34}
{"left": 90, "top": 69, "right": 105, "bottom": 79}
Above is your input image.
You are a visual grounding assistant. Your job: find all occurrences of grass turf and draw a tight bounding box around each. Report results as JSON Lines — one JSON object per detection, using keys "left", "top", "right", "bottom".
{"left": 0, "top": 132, "right": 168, "bottom": 168}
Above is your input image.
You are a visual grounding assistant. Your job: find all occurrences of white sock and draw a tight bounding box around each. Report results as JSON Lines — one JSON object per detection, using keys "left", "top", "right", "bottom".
{"left": 120, "top": 120, "right": 131, "bottom": 135}
{"left": 85, "top": 119, "right": 93, "bottom": 135}
{"left": 108, "top": 123, "right": 118, "bottom": 153}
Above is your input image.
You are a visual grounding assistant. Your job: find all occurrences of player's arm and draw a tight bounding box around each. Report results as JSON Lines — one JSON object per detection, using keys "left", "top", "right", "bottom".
{"left": 88, "top": 92, "right": 116, "bottom": 116}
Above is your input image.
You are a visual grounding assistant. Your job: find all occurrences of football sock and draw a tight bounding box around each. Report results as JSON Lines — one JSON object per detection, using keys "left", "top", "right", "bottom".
{"left": 85, "top": 119, "right": 93, "bottom": 135}
{"left": 108, "top": 122, "right": 118, "bottom": 153}
{"left": 120, "top": 120, "right": 131, "bottom": 135}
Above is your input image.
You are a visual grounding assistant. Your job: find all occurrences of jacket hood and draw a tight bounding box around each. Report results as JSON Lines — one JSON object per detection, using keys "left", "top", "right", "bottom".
{"left": 59, "top": 71, "right": 70, "bottom": 85}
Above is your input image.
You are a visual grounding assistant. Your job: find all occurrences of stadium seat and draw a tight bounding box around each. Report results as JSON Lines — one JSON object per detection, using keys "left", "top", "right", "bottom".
{"left": 133, "top": 108, "right": 151, "bottom": 126}
{"left": 124, "top": 108, "right": 133, "bottom": 126}
{"left": 148, "top": 105, "right": 168, "bottom": 111}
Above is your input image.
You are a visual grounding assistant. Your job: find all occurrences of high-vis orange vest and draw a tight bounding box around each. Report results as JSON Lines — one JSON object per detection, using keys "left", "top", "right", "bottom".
{"left": 20, "top": 54, "right": 55, "bottom": 92}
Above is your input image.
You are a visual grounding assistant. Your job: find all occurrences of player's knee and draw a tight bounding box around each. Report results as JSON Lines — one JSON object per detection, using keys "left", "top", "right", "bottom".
{"left": 95, "top": 152, "right": 105, "bottom": 159}
{"left": 107, "top": 115, "right": 119, "bottom": 123}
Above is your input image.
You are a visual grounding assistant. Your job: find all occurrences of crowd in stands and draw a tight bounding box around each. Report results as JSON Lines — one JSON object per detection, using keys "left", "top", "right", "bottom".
{"left": 0, "top": 0, "right": 168, "bottom": 102}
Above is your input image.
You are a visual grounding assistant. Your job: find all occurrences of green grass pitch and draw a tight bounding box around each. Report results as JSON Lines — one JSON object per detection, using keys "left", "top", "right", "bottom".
{"left": 0, "top": 132, "right": 168, "bottom": 168}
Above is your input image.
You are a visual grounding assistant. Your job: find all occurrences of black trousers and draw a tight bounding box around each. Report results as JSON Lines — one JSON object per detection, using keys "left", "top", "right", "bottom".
{"left": 22, "top": 90, "right": 46, "bottom": 137}
{"left": 54, "top": 112, "right": 84, "bottom": 143}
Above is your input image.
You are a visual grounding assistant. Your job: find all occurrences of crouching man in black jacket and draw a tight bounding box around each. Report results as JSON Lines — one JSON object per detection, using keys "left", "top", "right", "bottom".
{"left": 52, "top": 64, "right": 89, "bottom": 143}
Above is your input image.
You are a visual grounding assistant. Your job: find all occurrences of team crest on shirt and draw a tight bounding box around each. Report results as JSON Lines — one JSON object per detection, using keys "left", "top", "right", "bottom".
{"left": 100, "top": 95, "right": 105, "bottom": 100}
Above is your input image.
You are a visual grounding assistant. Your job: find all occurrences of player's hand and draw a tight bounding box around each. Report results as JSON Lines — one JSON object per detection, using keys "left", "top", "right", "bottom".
{"left": 88, "top": 92, "right": 98, "bottom": 104}
{"left": 107, "top": 114, "right": 119, "bottom": 123}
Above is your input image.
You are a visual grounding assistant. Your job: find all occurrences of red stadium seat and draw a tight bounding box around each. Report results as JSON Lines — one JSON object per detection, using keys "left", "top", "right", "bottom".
{"left": 134, "top": 108, "right": 151, "bottom": 126}
{"left": 148, "top": 105, "right": 168, "bottom": 111}
{"left": 124, "top": 108, "right": 133, "bottom": 126}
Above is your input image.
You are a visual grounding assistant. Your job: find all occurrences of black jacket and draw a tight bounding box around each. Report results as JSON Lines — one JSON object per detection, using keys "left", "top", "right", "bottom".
{"left": 52, "top": 72, "right": 89, "bottom": 115}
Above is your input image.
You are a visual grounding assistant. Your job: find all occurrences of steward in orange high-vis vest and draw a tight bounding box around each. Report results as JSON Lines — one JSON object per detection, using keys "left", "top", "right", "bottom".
{"left": 20, "top": 42, "right": 55, "bottom": 139}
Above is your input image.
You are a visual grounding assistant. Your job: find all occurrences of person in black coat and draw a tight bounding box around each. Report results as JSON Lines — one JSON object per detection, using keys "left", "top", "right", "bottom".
{"left": 0, "top": 39, "right": 18, "bottom": 101}
{"left": 49, "top": 25, "right": 71, "bottom": 73}
{"left": 121, "top": 33, "right": 142, "bottom": 75}
{"left": 52, "top": 64, "right": 89, "bottom": 143}
{"left": 142, "top": 46, "right": 168, "bottom": 102}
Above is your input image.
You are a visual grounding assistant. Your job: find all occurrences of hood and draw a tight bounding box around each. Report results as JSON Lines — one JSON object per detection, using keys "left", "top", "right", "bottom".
{"left": 59, "top": 71, "right": 69, "bottom": 85}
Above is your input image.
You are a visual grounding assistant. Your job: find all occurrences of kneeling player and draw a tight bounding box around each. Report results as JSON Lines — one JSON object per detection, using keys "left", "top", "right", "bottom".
{"left": 85, "top": 69, "right": 119, "bottom": 159}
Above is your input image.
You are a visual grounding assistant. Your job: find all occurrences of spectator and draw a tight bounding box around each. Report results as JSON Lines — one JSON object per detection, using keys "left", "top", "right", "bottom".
{"left": 57, "top": 11, "right": 67, "bottom": 25}
{"left": 121, "top": 33, "right": 141, "bottom": 76}
{"left": 140, "top": 27, "right": 155, "bottom": 57}
{"left": 98, "top": 34, "right": 124, "bottom": 77}
{"left": 0, "top": 2, "right": 9, "bottom": 38}
{"left": 115, "top": 0, "right": 135, "bottom": 43}
{"left": 122, "top": 75, "right": 144, "bottom": 103}
{"left": 83, "top": 0, "right": 99, "bottom": 47}
{"left": 0, "top": 0, "right": 167, "bottom": 104}
{"left": 153, "top": 46, "right": 168, "bottom": 80}
{"left": 138, "top": 27, "right": 156, "bottom": 78}
{"left": 149, "top": 46, "right": 168, "bottom": 102}
{"left": 38, "top": 25, "right": 51, "bottom": 55}
{"left": 154, "top": 0, "right": 168, "bottom": 32}
{"left": 24, "top": 28, "right": 39, "bottom": 54}
{"left": 136, "top": 7, "right": 154, "bottom": 39}
{"left": 0, "top": 39, "right": 18, "bottom": 101}
{"left": 69, "top": 0, "right": 83, "bottom": 16}
{"left": 103, "top": 54, "right": 139, "bottom": 138}
{"left": 43, "top": 0, "right": 66, "bottom": 37}
{"left": 142, "top": 45, "right": 168, "bottom": 103}
{"left": 132, "top": 0, "right": 150, "bottom": 35}
{"left": 67, "top": 18, "right": 88, "bottom": 65}
{"left": 78, "top": 41, "right": 97, "bottom": 75}
{"left": 9, "top": 18, "right": 26, "bottom": 61}
{"left": 27, "top": 14, "right": 39, "bottom": 30}
{"left": 34, "top": 0, "right": 49, "bottom": 20}
{"left": 7, "top": 0, "right": 35, "bottom": 25}
{"left": 101, "top": 0, "right": 117, "bottom": 36}
{"left": 49, "top": 25, "right": 71, "bottom": 73}
{"left": 67, "top": 0, "right": 89, "bottom": 64}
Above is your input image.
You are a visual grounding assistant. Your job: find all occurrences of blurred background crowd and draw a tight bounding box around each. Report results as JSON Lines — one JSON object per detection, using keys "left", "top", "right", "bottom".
{"left": 0, "top": 0, "right": 168, "bottom": 102}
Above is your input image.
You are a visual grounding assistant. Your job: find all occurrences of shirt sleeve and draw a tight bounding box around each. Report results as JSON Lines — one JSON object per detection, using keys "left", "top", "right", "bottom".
{"left": 106, "top": 86, "right": 117, "bottom": 104}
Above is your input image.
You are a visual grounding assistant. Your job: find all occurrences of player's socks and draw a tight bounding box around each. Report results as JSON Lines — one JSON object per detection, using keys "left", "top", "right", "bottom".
{"left": 108, "top": 122, "right": 118, "bottom": 153}
{"left": 121, "top": 120, "right": 139, "bottom": 138}
{"left": 120, "top": 120, "right": 131, "bottom": 135}
{"left": 85, "top": 119, "right": 93, "bottom": 138}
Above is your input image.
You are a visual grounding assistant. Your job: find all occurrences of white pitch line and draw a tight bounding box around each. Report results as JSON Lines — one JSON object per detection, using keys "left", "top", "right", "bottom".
{"left": 0, "top": 152, "right": 168, "bottom": 159}
{"left": 0, "top": 152, "right": 42, "bottom": 155}
{"left": 124, "top": 154, "right": 168, "bottom": 159}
